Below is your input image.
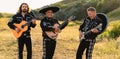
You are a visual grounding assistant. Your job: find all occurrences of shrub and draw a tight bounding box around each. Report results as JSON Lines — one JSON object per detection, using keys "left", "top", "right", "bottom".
{"left": 108, "top": 23, "right": 120, "bottom": 39}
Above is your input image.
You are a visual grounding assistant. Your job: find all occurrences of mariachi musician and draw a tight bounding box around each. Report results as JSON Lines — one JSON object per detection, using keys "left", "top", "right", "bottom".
{"left": 39, "top": 6, "right": 74, "bottom": 59}
{"left": 7, "top": 3, "right": 36, "bottom": 59}
{"left": 76, "top": 7, "right": 108, "bottom": 59}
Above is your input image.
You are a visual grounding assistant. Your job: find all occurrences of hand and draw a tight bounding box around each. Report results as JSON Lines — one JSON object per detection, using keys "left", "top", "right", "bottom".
{"left": 91, "top": 29, "right": 99, "bottom": 33}
{"left": 15, "top": 28, "right": 21, "bottom": 33}
{"left": 54, "top": 24, "right": 61, "bottom": 32}
{"left": 32, "top": 19, "right": 36, "bottom": 24}
{"left": 79, "top": 32, "right": 83, "bottom": 38}
{"left": 55, "top": 27, "right": 61, "bottom": 32}
{"left": 54, "top": 24, "right": 59, "bottom": 28}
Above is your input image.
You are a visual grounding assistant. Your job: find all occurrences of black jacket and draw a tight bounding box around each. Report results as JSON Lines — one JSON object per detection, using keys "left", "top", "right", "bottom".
{"left": 7, "top": 13, "right": 36, "bottom": 36}
{"left": 40, "top": 17, "right": 68, "bottom": 38}
{"left": 79, "top": 16, "right": 103, "bottom": 39}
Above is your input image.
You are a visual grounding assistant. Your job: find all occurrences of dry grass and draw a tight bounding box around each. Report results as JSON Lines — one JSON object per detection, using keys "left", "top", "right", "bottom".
{"left": 0, "top": 18, "right": 120, "bottom": 59}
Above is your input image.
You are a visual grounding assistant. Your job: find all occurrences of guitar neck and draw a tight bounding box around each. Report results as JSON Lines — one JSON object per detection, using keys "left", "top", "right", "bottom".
{"left": 58, "top": 20, "right": 68, "bottom": 30}
{"left": 84, "top": 30, "right": 91, "bottom": 35}
{"left": 22, "top": 21, "right": 32, "bottom": 28}
{"left": 83, "top": 23, "right": 102, "bottom": 35}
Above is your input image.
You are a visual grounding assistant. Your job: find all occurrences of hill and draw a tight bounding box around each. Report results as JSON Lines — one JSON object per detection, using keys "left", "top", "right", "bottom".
{"left": 33, "top": 0, "right": 120, "bottom": 20}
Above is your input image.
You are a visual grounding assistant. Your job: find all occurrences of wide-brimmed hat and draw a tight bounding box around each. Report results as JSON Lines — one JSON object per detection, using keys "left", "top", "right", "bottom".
{"left": 39, "top": 6, "right": 60, "bottom": 14}
{"left": 97, "top": 13, "right": 108, "bottom": 33}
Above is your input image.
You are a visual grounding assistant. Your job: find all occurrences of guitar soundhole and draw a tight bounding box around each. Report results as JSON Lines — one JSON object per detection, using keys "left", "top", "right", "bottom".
{"left": 22, "top": 25, "right": 24, "bottom": 28}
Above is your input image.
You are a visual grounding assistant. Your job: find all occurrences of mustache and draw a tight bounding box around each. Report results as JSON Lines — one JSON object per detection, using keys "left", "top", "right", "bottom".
{"left": 22, "top": 9, "right": 28, "bottom": 12}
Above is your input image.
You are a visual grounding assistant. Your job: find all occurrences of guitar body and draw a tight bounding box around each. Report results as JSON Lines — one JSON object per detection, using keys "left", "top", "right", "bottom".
{"left": 13, "top": 21, "right": 28, "bottom": 38}
{"left": 45, "top": 31, "right": 59, "bottom": 39}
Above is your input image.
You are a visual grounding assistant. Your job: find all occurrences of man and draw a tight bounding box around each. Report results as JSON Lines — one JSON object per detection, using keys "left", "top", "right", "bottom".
{"left": 39, "top": 6, "right": 71, "bottom": 59}
{"left": 76, "top": 7, "right": 107, "bottom": 59}
{"left": 7, "top": 3, "right": 36, "bottom": 59}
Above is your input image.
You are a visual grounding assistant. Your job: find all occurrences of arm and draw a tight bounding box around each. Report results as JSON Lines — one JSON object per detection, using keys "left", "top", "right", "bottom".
{"left": 30, "top": 19, "right": 36, "bottom": 28}
{"left": 79, "top": 19, "right": 86, "bottom": 32}
{"left": 7, "top": 16, "right": 16, "bottom": 30}
{"left": 92, "top": 23, "right": 103, "bottom": 34}
{"left": 59, "top": 20, "right": 69, "bottom": 30}
{"left": 91, "top": 18, "right": 103, "bottom": 35}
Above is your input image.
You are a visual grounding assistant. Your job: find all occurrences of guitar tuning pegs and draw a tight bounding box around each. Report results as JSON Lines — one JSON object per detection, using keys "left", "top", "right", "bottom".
{"left": 99, "top": 23, "right": 103, "bottom": 26}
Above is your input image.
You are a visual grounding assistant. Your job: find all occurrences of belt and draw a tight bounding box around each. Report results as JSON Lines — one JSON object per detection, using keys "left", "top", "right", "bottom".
{"left": 23, "top": 33, "right": 31, "bottom": 38}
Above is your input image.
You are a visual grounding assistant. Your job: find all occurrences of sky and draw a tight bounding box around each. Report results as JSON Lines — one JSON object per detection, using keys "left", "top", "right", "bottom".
{"left": 0, "top": 0, "right": 62, "bottom": 14}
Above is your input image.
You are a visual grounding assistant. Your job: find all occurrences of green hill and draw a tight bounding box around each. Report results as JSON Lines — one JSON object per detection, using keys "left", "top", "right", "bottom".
{"left": 33, "top": 0, "right": 120, "bottom": 20}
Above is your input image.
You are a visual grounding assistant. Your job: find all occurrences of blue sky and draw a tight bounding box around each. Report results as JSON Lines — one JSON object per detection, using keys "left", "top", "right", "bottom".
{"left": 0, "top": 0, "right": 62, "bottom": 14}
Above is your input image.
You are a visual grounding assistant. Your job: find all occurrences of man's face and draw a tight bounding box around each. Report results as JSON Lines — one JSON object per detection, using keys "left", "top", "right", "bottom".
{"left": 45, "top": 10, "right": 53, "bottom": 18}
{"left": 21, "top": 4, "right": 28, "bottom": 13}
{"left": 87, "top": 11, "right": 96, "bottom": 19}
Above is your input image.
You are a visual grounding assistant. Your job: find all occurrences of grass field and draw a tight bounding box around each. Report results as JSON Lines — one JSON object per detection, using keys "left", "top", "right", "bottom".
{"left": 0, "top": 18, "right": 120, "bottom": 59}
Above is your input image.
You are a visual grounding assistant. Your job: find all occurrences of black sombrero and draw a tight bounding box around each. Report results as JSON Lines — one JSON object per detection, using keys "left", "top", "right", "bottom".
{"left": 97, "top": 13, "right": 108, "bottom": 33}
{"left": 39, "top": 6, "right": 60, "bottom": 14}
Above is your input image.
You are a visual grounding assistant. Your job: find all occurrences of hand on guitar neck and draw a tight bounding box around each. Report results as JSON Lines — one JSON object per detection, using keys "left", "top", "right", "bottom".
{"left": 53, "top": 16, "right": 75, "bottom": 32}
{"left": 79, "top": 28, "right": 100, "bottom": 40}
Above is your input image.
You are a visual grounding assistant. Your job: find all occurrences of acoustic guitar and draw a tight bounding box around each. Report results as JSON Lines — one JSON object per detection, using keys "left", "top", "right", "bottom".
{"left": 13, "top": 20, "right": 34, "bottom": 38}
{"left": 45, "top": 16, "right": 75, "bottom": 39}
{"left": 12, "top": 12, "right": 36, "bottom": 38}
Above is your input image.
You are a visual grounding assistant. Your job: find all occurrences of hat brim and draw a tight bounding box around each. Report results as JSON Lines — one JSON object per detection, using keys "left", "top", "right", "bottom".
{"left": 39, "top": 7, "right": 60, "bottom": 14}
{"left": 97, "top": 13, "right": 108, "bottom": 33}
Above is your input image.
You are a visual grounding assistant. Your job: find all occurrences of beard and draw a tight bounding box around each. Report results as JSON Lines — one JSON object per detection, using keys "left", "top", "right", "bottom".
{"left": 22, "top": 9, "right": 28, "bottom": 13}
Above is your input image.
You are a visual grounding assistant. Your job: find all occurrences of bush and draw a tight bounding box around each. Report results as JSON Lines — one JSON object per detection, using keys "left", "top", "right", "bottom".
{"left": 108, "top": 23, "right": 120, "bottom": 39}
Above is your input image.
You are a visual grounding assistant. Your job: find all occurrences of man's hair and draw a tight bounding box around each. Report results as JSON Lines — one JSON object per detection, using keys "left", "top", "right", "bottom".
{"left": 18, "top": 3, "right": 30, "bottom": 13}
{"left": 87, "top": 7, "right": 96, "bottom": 11}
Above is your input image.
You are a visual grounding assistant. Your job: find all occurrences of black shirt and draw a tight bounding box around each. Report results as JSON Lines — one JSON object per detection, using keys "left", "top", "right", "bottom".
{"left": 79, "top": 16, "right": 103, "bottom": 39}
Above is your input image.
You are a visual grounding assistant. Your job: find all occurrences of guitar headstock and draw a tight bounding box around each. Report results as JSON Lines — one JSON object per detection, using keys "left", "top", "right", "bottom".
{"left": 96, "top": 23, "right": 103, "bottom": 29}
{"left": 67, "top": 16, "right": 76, "bottom": 21}
{"left": 98, "top": 23, "right": 103, "bottom": 27}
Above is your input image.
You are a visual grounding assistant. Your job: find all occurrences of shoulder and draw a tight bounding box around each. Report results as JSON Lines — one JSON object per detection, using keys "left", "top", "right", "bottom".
{"left": 41, "top": 17, "right": 46, "bottom": 21}
{"left": 84, "top": 17, "right": 90, "bottom": 22}
{"left": 53, "top": 18, "right": 58, "bottom": 22}
{"left": 95, "top": 16, "right": 102, "bottom": 22}
{"left": 41, "top": 17, "right": 47, "bottom": 23}
{"left": 12, "top": 13, "right": 20, "bottom": 18}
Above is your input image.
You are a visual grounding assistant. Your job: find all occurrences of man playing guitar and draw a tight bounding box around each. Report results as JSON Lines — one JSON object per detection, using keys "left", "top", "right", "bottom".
{"left": 7, "top": 3, "right": 36, "bottom": 59}
{"left": 76, "top": 7, "right": 108, "bottom": 59}
{"left": 39, "top": 6, "right": 73, "bottom": 59}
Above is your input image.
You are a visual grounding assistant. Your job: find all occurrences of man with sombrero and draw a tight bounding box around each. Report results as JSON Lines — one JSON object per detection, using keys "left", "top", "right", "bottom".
{"left": 76, "top": 7, "right": 108, "bottom": 59}
{"left": 39, "top": 6, "right": 70, "bottom": 59}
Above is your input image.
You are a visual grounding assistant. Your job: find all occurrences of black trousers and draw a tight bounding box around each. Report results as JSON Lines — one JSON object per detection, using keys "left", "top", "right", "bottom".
{"left": 76, "top": 39, "right": 96, "bottom": 59}
{"left": 42, "top": 37, "right": 56, "bottom": 59}
{"left": 18, "top": 36, "right": 32, "bottom": 59}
